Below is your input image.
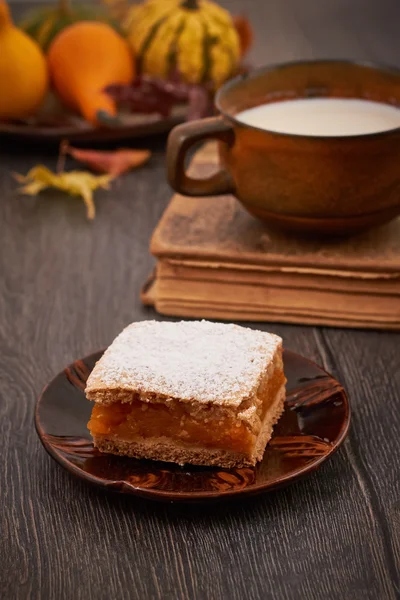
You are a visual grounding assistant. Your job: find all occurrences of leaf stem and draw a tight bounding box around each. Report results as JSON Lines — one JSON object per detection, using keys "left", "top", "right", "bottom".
{"left": 57, "top": 140, "right": 68, "bottom": 173}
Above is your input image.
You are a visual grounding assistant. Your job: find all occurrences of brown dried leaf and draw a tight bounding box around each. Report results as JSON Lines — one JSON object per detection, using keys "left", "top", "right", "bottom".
{"left": 106, "top": 73, "right": 214, "bottom": 121}
{"left": 187, "top": 86, "right": 214, "bottom": 121}
{"left": 63, "top": 144, "right": 151, "bottom": 176}
{"left": 233, "top": 15, "right": 254, "bottom": 57}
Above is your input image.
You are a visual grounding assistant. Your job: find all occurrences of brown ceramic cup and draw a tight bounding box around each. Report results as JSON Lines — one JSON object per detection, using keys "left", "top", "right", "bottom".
{"left": 167, "top": 60, "right": 400, "bottom": 234}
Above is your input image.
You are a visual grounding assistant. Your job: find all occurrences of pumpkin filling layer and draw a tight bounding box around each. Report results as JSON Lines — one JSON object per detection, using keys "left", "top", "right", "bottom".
{"left": 88, "top": 370, "right": 285, "bottom": 455}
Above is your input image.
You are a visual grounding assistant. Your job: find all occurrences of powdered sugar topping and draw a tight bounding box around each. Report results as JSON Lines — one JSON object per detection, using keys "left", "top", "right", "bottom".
{"left": 86, "top": 320, "right": 282, "bottom": 406}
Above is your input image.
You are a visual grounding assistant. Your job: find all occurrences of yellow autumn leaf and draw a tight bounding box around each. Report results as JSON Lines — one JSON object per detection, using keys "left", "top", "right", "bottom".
{"left": 14, "top": 166, "right": 114, "bottom": 220}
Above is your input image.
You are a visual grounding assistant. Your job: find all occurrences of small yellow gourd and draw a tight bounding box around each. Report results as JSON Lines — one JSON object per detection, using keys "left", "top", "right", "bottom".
{"left": 0, "top": 0, "right": 48, "bottom": 120}
{"left": 124, "top": 0, "right": 240, "bottom": 86}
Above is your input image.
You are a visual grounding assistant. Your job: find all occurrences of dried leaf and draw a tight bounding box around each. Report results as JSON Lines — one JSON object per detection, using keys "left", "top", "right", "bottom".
{"left": 187, "top": 86, "right": 214, "bottom": 121}
{"left": 63, "top": 144, "right": 151, "bottom": 176}
{"left": 15, "top": 166, "right": 113, "bottom": 220}
{"left": 106, "top": 73, "right": 214, "bottom": 121}
{"left": 233, "top": 15, "right": 254, "bottom": 57}
{"left": 106, "top": 76, "right": 184, "bottom": 118}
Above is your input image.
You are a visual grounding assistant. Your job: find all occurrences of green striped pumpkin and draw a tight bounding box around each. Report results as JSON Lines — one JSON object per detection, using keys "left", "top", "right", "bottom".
{"left": 20, "top": 0, "right": 120, "bottom": 52}
{"left": 124, "top": 0, "right": 240, "bottom": 85}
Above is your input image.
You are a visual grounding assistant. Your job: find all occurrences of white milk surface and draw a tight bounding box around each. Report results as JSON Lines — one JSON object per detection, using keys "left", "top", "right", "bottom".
{"left": 236, "top": 98, "right": 400, "bottom": 136}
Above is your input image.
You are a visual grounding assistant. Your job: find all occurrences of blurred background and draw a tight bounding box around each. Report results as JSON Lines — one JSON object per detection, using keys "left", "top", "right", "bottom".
{"left": 9, "top": 0, "right": 400, "bottom": 66}
{"left": 211, "top": 0, "right": 397, "bottom": 66}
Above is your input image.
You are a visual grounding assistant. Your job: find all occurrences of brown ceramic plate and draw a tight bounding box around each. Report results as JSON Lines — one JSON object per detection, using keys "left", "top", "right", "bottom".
{"left": 0, "top": 106, "right": 187, "bottom": 144}
{"left": 35, "top": 349, "right": 350, "bottom": 502}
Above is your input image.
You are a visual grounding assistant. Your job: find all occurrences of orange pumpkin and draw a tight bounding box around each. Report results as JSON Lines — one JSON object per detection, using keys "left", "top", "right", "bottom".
{"left": 48, "top": 21, "right": 134, "bottom": 125}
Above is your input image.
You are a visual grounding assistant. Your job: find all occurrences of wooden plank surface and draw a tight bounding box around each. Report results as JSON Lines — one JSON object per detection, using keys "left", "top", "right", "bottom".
{"left": 1, "top": 1, "right": 399, "bottom": 599}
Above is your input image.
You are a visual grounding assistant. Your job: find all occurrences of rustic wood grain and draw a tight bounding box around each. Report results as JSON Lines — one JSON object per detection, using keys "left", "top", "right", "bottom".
{"left": 1, "top": 2, "right": 399, "bottom": 599}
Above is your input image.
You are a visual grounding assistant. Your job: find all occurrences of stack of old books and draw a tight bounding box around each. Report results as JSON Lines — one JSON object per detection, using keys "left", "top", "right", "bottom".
{"left": 142, "top": 144, "right": 400, "bottom": 330}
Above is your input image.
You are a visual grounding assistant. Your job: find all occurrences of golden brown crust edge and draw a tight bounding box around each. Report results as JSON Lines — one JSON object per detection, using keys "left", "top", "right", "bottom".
{"left": 86, "top": 344, "right": 283, "bottom": 414}
{"left": 92, "top": 384, "right": 285, "bottom": 469}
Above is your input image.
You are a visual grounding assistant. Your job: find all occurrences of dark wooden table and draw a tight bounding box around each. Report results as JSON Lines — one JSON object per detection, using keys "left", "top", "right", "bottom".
{"left": 1, "top": 1, "right": 400, "bottom": 599}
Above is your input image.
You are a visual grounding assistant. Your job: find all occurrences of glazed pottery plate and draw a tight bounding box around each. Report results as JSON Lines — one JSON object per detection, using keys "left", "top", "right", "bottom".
{"left": 35, "top": 350, "right": 350, "bottom": 502}
{"left": 0, "top": 106, "right": 186, "bottom": 144}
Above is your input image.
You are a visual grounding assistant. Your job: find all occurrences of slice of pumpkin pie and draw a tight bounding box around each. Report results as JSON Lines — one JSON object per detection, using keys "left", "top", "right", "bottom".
{"left": 86, "top": 320, "right": 286, "bottom": 468}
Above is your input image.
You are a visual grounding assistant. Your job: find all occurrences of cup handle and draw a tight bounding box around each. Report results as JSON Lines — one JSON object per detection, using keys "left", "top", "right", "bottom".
{"left": 167, "top": 116, "right": 236, "bottom": 197}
